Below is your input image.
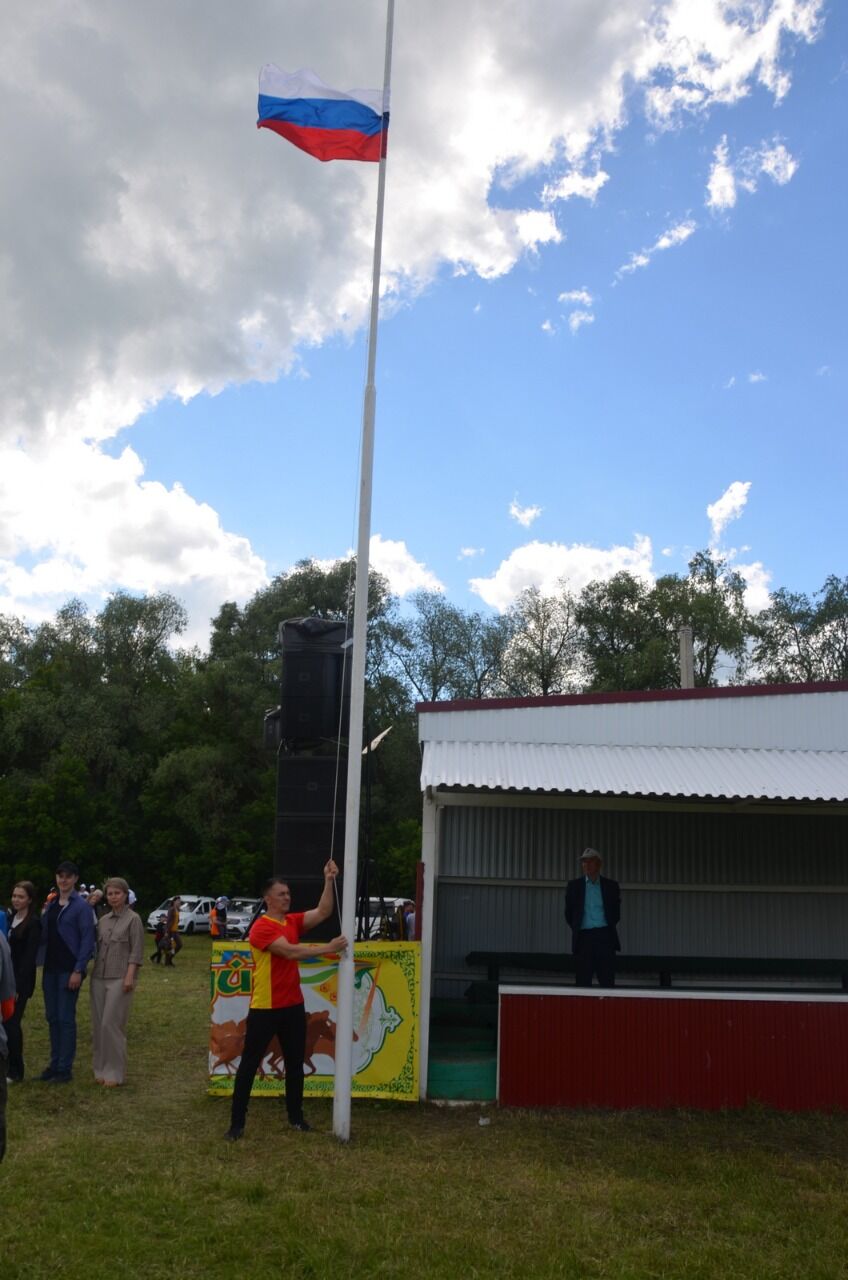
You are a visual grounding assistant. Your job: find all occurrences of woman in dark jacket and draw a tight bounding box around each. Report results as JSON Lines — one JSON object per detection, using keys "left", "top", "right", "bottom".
{"left": 6, "top": 881, "right": 42, "bottom": 1082}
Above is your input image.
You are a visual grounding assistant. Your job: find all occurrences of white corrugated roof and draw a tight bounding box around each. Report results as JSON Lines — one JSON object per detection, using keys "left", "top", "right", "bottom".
{"left": 420, "top": 740, "right": 848, "bottom": 802}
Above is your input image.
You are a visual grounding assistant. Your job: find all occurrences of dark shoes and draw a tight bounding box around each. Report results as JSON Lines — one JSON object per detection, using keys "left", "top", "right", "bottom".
{"left": 224, "top": 1126, "right": 244, "bottom": 1142}
{"left": 289, "top": 1119, "right": 312, "bottom": 1132}
{"left": 38, "top": 1067, "right": 57, "bottom": 1081}
{"left": 39, "top": 1069, "right": 71, "bottom": 1083}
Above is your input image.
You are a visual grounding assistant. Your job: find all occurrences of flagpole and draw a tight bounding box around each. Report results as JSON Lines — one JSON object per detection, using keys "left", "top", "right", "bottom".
{"left": 333, "top": 0, "right": 395, "bottom": 1143}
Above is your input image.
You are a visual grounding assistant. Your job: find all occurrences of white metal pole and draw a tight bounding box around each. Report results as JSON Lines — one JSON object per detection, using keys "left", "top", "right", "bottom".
{"left": 333, "top": 0, "right": 395, "bottom": 1142}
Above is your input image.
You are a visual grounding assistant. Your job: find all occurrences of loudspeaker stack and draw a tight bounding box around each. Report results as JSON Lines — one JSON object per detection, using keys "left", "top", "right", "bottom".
{"left": 273, "top": 618, "right": 351, "bottom": 938}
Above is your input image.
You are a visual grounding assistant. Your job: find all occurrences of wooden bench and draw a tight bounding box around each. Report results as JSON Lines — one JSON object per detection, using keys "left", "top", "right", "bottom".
{"left": 465, "top": 951, "right": 848, "bottom": 991}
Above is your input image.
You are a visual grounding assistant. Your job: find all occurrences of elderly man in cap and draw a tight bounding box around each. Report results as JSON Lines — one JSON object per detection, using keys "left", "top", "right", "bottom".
{"left": 564, "top": 848, "right": 621, "bottom": 987}
{"left": 38, "top": 860, "right": 96, "bottom": 1082}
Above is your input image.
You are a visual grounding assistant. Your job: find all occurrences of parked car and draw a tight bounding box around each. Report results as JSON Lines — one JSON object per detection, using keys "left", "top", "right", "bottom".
{"left": 146, "top": 896, "right": 215, "bottom": 934}
{"left": 225, "top": 898, "right": 262, "bottom": 939}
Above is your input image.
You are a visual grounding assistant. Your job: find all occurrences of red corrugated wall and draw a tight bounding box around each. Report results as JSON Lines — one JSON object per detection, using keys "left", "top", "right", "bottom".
{"left": 499, "top": 991, "right": 848, "bottom": 1110}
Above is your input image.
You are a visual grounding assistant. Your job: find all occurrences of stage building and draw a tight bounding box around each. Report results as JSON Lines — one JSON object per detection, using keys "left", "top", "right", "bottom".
{"left": 415, "top": 682, "right": 848, "bottom": 1107}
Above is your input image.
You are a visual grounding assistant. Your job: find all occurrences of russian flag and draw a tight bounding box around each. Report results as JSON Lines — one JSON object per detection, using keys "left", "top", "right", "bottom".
{"left": 258, "top": 65, "right": 388, "bottom": 163}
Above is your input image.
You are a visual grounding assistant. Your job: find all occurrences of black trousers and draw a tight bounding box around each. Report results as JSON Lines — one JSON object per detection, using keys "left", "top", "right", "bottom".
{"left": 575, "top": 928, "right": 616, "bottom": 987}
{"left": 230, "top": 1003, "right": 307, "bottom": 1128}
{"left": 4, "top": 993, "right": 30, "bottom": 1080}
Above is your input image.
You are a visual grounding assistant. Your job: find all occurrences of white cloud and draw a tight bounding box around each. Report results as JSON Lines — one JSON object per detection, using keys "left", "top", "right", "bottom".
{"left": 618, "top": 251, "right": 651, "bottom": 277}
{"left": 706, "top": 136, "right": 737, "bottom": 210}
{"left": 0, "top": 440, "right": 268, "bottom": 647}
{"left": 706, "top": 480, "right": 751, "bottom": 543}
{"left": 568, "top": 310, "right": 595, "bottom": 334}
{"left": 654, "top": 221, "right": 698, "bottom": 251}
{"left": 543, "top": 167, "right": 609, "bottom": 204}
{"left": 515, "top": 210, "right": 562, "bottom": 250}
{"left": 758, "top": 142, "right": 798, "bottom": 185}
{"left": 369, "top": 534, "right": 443, "bottom": 595}
{"left": 748, "top": 371, "right": 767, "bottom": 383}
{"left": 736, "top": 560, "right": 772, "bottom": 614}
{"left": 559, "top": 288, "right": 593, "bottom": 306}
{"left": 0, "top": 1, "right": 822, "bottom": 451}
{"left": 458, "top": 546, "right": 484, "bottom": 560}
{"left": 470, "top": 535, "right": 654, "bottom": 611}
{"left": 541, "top": 319, "right": 556, "bottom": 335}
{"left": 509, "top": 499, "right": 543, "bottom": 528}
{"left": 616, "top": 219, "right": 697, "bottom": 278}
{"left": 707, "top": 135, "right": 799, "bottom": 211}
{"left": 724, "top": 375, "right": 737, "bottom": 389}
{"left": 642, "top": 1, "right": 823, "bottom": 124}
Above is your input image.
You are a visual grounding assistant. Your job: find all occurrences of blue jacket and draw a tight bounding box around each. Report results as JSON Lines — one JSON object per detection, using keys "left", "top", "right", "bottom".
{"left": 37, "top": 892, "right": 96, "bottom": 974}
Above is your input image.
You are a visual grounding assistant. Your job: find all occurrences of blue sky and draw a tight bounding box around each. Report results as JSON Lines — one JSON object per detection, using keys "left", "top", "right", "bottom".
{"left": 0, "top": 2, "right": 844, "bottom": 644}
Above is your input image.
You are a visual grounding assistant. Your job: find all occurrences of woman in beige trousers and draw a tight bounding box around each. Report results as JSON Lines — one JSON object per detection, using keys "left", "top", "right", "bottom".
{"left": 90, "top": 877, "right": 144, "bottom": 1086}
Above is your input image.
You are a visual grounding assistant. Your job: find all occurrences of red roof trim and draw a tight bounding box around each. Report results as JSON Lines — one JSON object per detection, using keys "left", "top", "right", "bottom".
{"left": 416, "top": 681, "right": 848, "bottom": 715}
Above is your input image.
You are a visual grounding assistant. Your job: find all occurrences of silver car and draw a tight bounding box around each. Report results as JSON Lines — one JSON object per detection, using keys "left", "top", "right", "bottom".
{"left": 224, "top": 898, "right": 262, "bottom": 939}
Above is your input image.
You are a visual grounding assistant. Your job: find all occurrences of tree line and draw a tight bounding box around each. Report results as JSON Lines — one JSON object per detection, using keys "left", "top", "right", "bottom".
{"left": 1, "top": 553, "right": 845, "bottom": 908}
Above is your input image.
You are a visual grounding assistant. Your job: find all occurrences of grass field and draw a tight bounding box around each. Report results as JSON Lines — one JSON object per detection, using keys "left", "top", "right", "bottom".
{"left": 3, "top": 935, "right": 848, "bottom": 1280}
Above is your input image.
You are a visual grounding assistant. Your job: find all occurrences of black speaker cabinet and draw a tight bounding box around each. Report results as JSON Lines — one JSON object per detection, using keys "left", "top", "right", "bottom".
{"left": 277, "top": 754, "right": 346, "bottom": 820}
{"left": 274, "top": 816, "right": 345, "bottom": 877}
{"left": 278, "top": 618, "right": 351, "bottom": 746}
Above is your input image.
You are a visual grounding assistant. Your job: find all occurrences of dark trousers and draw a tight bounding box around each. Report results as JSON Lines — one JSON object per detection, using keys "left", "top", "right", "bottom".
{"left": 4, "top": 992, "right": 30, "bottom": 1080}
{"left": 230, "top": 1004, "right": 307, "bottom": 1129}
{"left": 43, "top": 970, "right": 81, "bottom": 1075}
{"left": 575, "top": 928, "right": 616, "bottom": 987}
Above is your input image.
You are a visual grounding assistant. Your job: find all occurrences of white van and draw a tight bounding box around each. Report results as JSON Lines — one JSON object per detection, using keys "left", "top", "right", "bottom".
{"left": 146, "top": 895, "right": 215, "bottom": 934}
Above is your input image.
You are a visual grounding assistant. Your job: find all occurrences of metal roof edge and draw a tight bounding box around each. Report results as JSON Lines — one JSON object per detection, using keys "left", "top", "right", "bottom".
{"left": 416, "top": 680, "right": 848, "bottom": 715}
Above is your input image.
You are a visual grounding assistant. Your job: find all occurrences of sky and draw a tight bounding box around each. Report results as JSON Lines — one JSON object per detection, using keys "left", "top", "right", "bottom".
{"left": 0, "top": 1, "right": 845, "bottom": 648}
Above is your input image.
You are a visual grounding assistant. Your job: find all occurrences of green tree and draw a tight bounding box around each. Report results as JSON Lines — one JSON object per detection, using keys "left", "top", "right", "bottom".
{"left": 502, "top": 584, "right": 581, "bottom": 696}
{"left": 576, "top": 573, "right": 671, "bottom": 691}
{"left": 652, "top": 551, "right": 751, "bottom": 685}
{"left": 383, "top": 592, "right": 468, "bottom": 702}
{"left": 753, "top": 575, "right": 848, "bottom": 682}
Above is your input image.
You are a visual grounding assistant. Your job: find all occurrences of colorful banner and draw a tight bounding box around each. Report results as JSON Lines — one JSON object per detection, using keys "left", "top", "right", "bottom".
{"left": 208, "top": 940, "right": 419, "bottom": 1101}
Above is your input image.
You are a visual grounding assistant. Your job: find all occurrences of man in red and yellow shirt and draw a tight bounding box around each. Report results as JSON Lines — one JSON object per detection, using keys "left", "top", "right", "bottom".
{"left": 225, "top": 860, "right": 346, "bottom": 1141}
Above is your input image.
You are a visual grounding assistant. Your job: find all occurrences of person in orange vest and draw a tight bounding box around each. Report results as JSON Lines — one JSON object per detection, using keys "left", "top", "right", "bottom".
{"left": 210, "top": 897, "right": 228, "bottom": 941}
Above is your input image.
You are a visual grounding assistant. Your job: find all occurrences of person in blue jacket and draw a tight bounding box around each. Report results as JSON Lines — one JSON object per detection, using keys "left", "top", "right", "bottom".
{"left": 38, "top": 860, "right": 96, "bottom": 1083}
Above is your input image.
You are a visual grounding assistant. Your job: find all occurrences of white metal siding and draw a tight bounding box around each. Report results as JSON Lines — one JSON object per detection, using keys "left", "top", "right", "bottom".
{"left": 419, "top": 688, "right": 848, "bottom": 752}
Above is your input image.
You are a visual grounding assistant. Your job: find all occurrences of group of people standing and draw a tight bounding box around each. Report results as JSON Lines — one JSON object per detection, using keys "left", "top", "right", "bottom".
{"left": 1, "top": 861, "right": 144, "bottom": 1114}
